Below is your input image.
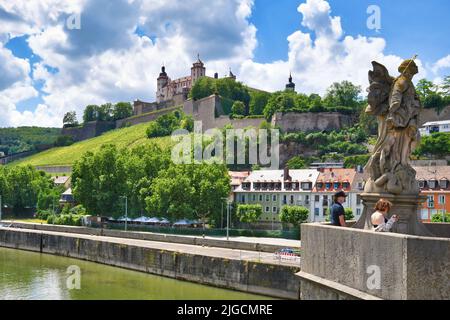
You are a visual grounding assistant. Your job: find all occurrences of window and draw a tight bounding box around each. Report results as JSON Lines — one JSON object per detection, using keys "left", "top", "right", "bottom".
{"left": 438, "top": 195, "right": 445, "bottom": 205}
{"left": 290, "top": 195, "right": 294, "bottom": 204}
{"left": 283, "top": 195, "right": 287, "bottom": 205}
{"left": 265, "top": 206, "right": 270, "bottom": 212}
{"left": 334, "top": 182, "right": 340, "bottom": 189}
{"left": 315, "top": 195, "right": 320, "bottom": 202}
{"left": 301, "top": 182, "right": 311, "bottom": 190}
{"left": 273, "top": 207, "right": 277, "bottom": 213}
{"left": 356, "top": 208, "right": 361, "bottom": 216}
{"left": 317, "top": 182, "right": 323, "bottom": 189}
{"left": 272, "top": 195, "right": 277, "bottom": 202}
{"left": 440, "top": 180, "right": 449, "bottom": 189}
{"left": 427, "top": 195, "right": 434, "bottom": 208}
{"left": 325, "top": 182, "right": 331, "bottom": 189}
{"left": 259, "top": 194, "right": 263, "bottom": 201}
{"left": 241, "top": 195, "right": 246, "bottom": 203}
{"left": 314, "top": 208, "right": 320, "bottom": 216}
{"left": 421, "top": 209, "right": 429, "bottom": 220}
{"left": 266, "top": 195, "right": 270, "bottom": 202}
{"left": 357, "top": 182, "right": 364, "bottom": 190}
{"left": 343, "top": 182, "right": 350, "bottom": 189}
{"left": 428, "top": 180, "right": 437, "bottom": 189}
{"left": 418, "top": 180, "right": 425, "bottom": 188}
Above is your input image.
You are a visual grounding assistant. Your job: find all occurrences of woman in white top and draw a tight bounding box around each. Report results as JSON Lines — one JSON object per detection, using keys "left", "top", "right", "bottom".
{"left": 371, "top": 199, "right": 399, "bottom": 232}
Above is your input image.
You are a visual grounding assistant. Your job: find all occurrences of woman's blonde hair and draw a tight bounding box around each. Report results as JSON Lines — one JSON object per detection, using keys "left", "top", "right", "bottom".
{"left": 374, "top": 199, "right": 392, "bottom": 212}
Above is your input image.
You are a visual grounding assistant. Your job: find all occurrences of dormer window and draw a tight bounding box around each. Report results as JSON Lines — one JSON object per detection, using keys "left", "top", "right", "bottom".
{"left": 325, "top": 182, "right": 331, "bottom": 189}
{"left": 334, "top": 182, "right": 341, "bottom": 189}
{"left": 418, "top": 180, "right": 426, "bottom": 188}
{"left": 428, "top": 180, "right": 437, "bottom": 189}
{"left": 343, "top": 182, "right": 350, "bottom": 189}
{"left": 439, "top": 179, "right": 449, "bottom": 189}
{"left": 316, "top": 182, "right": 324, "bottom": 189}
{"left": 301, "top": 182, "right": 311, "bottom": 190}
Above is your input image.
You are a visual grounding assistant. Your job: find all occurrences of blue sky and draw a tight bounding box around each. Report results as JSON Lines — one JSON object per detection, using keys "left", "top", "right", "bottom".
{"left": 250, "top": 0, "right": 450, "bottom": 64}
{"left": 1, "top": 0, "right": 449, "bottom": 127}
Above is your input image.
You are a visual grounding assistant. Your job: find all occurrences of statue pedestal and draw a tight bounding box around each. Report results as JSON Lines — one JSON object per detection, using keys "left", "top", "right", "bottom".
{"left": 353, "top": 193, "right": 434, "bottom": 236}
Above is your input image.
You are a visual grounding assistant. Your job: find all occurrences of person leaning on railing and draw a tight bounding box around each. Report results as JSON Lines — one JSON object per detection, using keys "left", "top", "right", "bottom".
{"left": 371, "top": 199, "right": 399, "bottom": 232}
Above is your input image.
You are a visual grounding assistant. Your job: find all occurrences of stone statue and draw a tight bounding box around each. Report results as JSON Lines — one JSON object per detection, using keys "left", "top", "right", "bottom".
{"left": 354, "top": 58, "right": 433, "bottom": 236}
{"left": 364, "top": 59, "right": 422, "bottom": 196}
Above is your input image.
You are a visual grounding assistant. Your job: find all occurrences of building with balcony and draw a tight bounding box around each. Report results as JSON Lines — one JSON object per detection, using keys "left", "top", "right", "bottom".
{"left": 310, "top": 168, "right": 363, "bottom": 222}
{"left": 419, "top": 120, "right": 450, "bottom": 136}
{"left": 415, "top": 166, "right": 450, "bottom": 221}
{"left": 233, "top": 168, "right": 320, "bottom": 226}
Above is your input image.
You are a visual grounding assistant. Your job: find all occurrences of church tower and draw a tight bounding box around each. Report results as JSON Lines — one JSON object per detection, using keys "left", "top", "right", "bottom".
{"left": 191, "top": 54, "right": 206, "bottom": 84}
{"left": 286, "top": 73, "right": 296, "bottom": 92}
{"left": 157, "top": 65, "right": 169, "bottom": 103}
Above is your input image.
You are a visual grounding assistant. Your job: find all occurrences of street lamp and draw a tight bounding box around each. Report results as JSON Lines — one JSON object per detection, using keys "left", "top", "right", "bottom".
{"left": 221, "top": 197, "right": 228, "bottom": 229}
{"left": 226, "top": 201, "right": 232, "bottom": 241}
{"left": 120, "top": 196, "right": 128, "bottom": 231}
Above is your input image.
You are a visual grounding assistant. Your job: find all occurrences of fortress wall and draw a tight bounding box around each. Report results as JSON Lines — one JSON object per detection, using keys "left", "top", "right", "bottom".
{"left": 61, "top": 121, "right": 116, "bottom": 142}
{"left": 272, "top": 112, "right": 354, "bottom": 133}
{"left": 420, "top": 105, "right": 450, "bottom": 125}
{"left": 115, "top": 106, "right": 182, "bottom": 128}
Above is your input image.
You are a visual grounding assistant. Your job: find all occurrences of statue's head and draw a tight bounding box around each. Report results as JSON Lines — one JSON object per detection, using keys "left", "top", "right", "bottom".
{"left": 398, "top": 59, "right": 418, "bottom": 76}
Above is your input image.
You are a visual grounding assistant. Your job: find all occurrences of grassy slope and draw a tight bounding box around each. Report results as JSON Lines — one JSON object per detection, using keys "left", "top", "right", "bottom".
{"left": 12, "top": 122, "right": 172, "bottom": 167}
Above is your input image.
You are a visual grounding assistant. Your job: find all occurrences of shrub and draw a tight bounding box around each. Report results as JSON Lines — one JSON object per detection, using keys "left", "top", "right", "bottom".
{"left": 236, "top": 204, "right": 263, "bottom": 223}
{"left": 54, "top": 135, "right": 74, "bottom": 147}
{"left": 431, "top": 212, "right": 450, "bottom": 223}
{"left": 280, "top": 206, "right": 309, "bottom": 225}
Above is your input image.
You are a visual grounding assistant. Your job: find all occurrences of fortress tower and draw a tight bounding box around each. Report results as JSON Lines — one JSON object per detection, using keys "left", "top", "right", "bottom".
{"left": 191, "top": 54, "right": 206, "bottom": 84}
{"left": 286, "top": 73, "right": 296, "bottom": 92}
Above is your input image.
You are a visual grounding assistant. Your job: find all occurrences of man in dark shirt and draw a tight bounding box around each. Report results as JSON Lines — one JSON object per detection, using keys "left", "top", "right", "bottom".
{"left": 330, "top": 191, "right": 347, "bottom": 227}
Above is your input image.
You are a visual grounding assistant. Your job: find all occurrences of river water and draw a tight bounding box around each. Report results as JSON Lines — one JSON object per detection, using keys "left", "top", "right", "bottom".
{"left": 0, "top": 247, "right": 272, "bottom": 300}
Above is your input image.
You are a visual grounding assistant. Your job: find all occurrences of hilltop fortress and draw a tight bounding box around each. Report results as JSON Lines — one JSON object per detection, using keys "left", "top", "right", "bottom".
{"left": 63, "top": 56, "right": 353, "bottom": 142}
{"left": 121, "top": 56, "right": 351, "bottom": 132}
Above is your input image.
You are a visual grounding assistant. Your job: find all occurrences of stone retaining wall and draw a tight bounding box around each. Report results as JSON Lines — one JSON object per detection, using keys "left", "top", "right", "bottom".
{"left": 299, "top": 223, "right": 450, "bottom": 300}
{"left": 7, "top": 222, "right": 300, "bottom": 253}
{"left": 0, "top": 227, "right": 300, "bottom": 299}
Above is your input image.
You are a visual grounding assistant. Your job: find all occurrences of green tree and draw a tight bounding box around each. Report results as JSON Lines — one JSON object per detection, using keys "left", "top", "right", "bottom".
{"left": 236, "top": 204, "right": 263, "bottom": 223}
{"left": 63, "top": 111, "right": 79, "bottom": 128}
{"left": 72, "top": 144, "right": 127, "bottom": 217}
{"left": 1, "top": 166, "right": 54, "bottom": 212}
{"left": 231, "top": 101, "right": 246, "bottom": 117}
{"left": 423, "top": 93, "right": 446, "bottom": 113}
{"left": 54, "top": 135, "right": 74, "bottom": 147}
{"left": 113, "top": 102, "right": 133, "bottom": 120}
{"left": 279, "top": 206, "right": 309, "bottom": 225}
{"left": 286, "top": 156, "right": 307, "bottom": 169}
{"left": 146, "top": 163, "right": 230, "bottom": 225}
{"left": 440, "top": 75, "right": 450, "bottom": 96}
{"left": 249, "top": 90, "right": 271, "bottom": 115}
{"left": 416, "top": 79, "right": 437, "bottom": 102}
{"left": 414, "top": 132, "right": 450, "bottom": 159}
{"left": 323, "top": 80, "right": 362, "bottom": 109}
{"left": 98, "top": 103, "right": 113, "bottom": 121}
{"left": 83, "top": 105, "right": 99, "bottom": 123}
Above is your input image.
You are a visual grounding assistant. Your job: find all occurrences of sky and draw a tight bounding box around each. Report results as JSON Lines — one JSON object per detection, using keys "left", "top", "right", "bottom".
{"left": 1, "top": 0, "right": 450, "bottom": 128}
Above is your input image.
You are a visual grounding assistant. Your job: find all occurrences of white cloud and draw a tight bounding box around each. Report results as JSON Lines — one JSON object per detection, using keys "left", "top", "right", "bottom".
{"left": 237, "top": 0, "right": 428, "bottom": 94}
